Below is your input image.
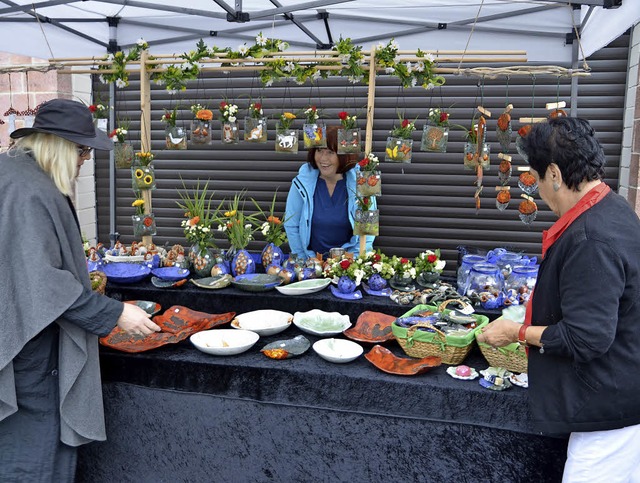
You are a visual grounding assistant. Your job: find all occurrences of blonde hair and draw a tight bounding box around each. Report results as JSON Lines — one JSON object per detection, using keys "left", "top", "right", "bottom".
{"left": 11, "top": 133, "right": 78, "bottom": 196}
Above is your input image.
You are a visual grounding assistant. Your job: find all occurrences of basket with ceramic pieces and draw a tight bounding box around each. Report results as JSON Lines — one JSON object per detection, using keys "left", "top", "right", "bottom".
{"left": 474, "top": 306, "right": 528, "bottom": 373}
{"left": 391, "top": 304, "right": 489, "bottom": 365}
{"left": 90, "top": 271, "right": 107, "bottom": 295}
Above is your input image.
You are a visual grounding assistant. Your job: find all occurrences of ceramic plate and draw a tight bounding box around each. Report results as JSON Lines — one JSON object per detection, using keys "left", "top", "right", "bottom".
{"left": 231, "top": 309, "right": 293, "bottom": 336}
{"left": 329, "top": 286, "right": 363, "bottom": 300}
{"left": 151, "top": 266, "right": 190, "bottom": 281}
{"left": 293, "top": 309, "right": 351, "bottom": 336}
{"left": 365, "top": 345, "right": 441, "bottom": 376}
{"left": 509, "top": 373, "right": 529, "bottom": 388}
{"left": 343, "top": 311, "right": 396, "bottom": 344}
{"left": 231, "top": 273, "right": 283, "bottom": 292}
{"left": 151, "top": 276, "right": 188, "bottom": 288}
{"left": 190, "top": 274, "right": 232, "bottom": 290}
{"left": 362, "top": 283, "right": 392, "bottom": 297}
{"left": 102, "top": 263, "right": 151, "bottom": 284}
{"left": 190, "top": 329, "right": 259, "bottom": 356}
{"left": 312, "top": 338, "right": 363, "bottom": 363}
{"left": 124, "top": 300, "right": 161, "bottom": 316}
{"left": 274, "top": 278, "right": 331, "bottom": 296}
{"left": 261, "top": 335, "right": 311, "bottom": 359}
{"left": 446, "top": 366, "right": 479, "bottom": 380}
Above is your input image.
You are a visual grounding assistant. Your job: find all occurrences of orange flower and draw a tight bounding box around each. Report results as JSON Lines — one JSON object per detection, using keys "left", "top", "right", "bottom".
{"left": 267, "top": 215, "right": 281, "bottom": 224}
{"left": 196, "top": 109, "right": 213, "bottom": 121}
{"left": 188, "top": 215, "right": 200, "bottom": 226}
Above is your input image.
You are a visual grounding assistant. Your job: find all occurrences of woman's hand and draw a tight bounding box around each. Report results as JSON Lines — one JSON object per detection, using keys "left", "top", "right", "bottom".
{"left": 116, "top": 303, "right": 161, "bottom": 337}
{"left": 476, "top": 318, "right": 520, "bottom": 347}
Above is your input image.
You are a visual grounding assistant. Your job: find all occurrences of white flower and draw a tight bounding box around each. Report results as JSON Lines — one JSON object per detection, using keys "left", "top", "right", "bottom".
{"left": 390, "top": 40, "right": 399, "bottom": 51}
{"left": 180, "top": 62, "right": 191, "bottom": 71}
{"left": 228, "top": 116, "right": 236, "bottom": 123}
{"left": 373, "top": 263, "right": 382, "bottom": 272}
{"left": 425, "top": 53, "right": 435, "bottom": 63}
{"left": 136, "top": 38, "right": 146, "bottom": 47}
{"left": 99, "top": 75, "right": 107, "bottom": 84}
{"left": 424, "top": 82, "right": 435, "bottom": 90}
{"left": 115, "top": 78, "right": 127, "bottom": 88}
{"left": 415, "top": 61, "right": 425, "bottom": 72}
{"left": 167, "top": 88, "right": 177, "bottom": 95}
{"left": 238, "top": 45, "right": 249, "bottom": 56}
{"left": 265, "top": 79, "right": 273, "bottom": 87}
{"left": 202, "top": 227, "right": 210, "bottom": 233}
{"left": 311, "top": 70, "right": 321, "bottom": 81}
{"left": 435, "top": 260, "right": 446, "bottom": 271}
{"left": 347, "top": 76, "right": 359, "bottom": 84}
{"left": 409, "top": 267, "right": 416, "bottom": 277}
{"left": 411, "top": 77, "right": 418, "bottom": 87}
{"left": 393, "top": 55, "right": 401, "bottom": 63}
{"left": 283, "top": 62, "right": 295, "bottom": 73}
{"left": 405, "top": 62, "right": 413, "bottom": 73}
{"left": 244, "top": 223, "right": 251, "bottom": 229}
{"left": 155, "top": 78, "right": 165, "bottom": 86}
{"left": 278, "top": 41, "right": 289, "bottom": 51}
{"left": 340, "top": 53, "right": 351, "bottom": 63}
{"left": 218, "top": 224, "right": 227, "bottom": 232}
{"left": 385, "top": 67, "right": 395, "bottom": 74}
{"left": 376, "top": 42, "right": 385, "bottom": 50}
{"left": 354, "top": 269, "right": 365, "bottom": 285}
{"left": 256, "top": 33, "right": 267, "bottom": 46}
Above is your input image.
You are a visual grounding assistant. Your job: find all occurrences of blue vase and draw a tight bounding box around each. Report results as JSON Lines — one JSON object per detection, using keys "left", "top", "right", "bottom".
{"left": 367, "top": 273, "right": 388, "bottom": 291}
{"left": 231, "top": 249, "right": 256, "bottom": 277}
{"left": 299, "top": 267, "right": 317, "bottom": 281}
{"left": 211, "top": 263, "right": 230, "bottom": 276}
{"left": 337, "top": 275, "right": 356, "bottom": 294}
{"left": 261, "top": 243, "right": 284, "bottom": 268}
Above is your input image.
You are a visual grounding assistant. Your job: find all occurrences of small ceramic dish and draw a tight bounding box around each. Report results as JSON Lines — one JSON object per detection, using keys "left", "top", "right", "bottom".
{"left": 261, "top": 335, "right": 311, "bottom": 359}
{"left": 151, "top": 276, "right": 188, "bottom": 288}
{"left": 190, "top": 329, "right": 259, "bottom": 356}
{"left": 365, "top": 345, "right": 441, "bottom": 376}
{"left": 293, "top": 309, "right": 351, "bottom": 336}
{"left": 190, "top": 274, "right": 232, "bottom": 290}
{"left": 343, "top": 311, "right": 396, "bottom": 344}
{"left": 124, "top": 300, "right": 161, "bottom": 316}
{"left": 231, "top": 309, "right": 293, "bottom": 337}
{"left": 509, "top": 373, "right": 529, "bottom": 388}
{"left": 231, "top": 273, "right": 283, "bottom": 292}
{"left": 151, "top": 266, "right": 190, "bottom": 281}
{"left": 446, "top": 365, "right": 479, "bottom": 380}
{"left": 361, "top": 283, "right": 392, "bottom": 297}
{"left": 479, "top": 367, "right": 513, "bottom": 391}
{"left": 312, "top": 338, "right": 363, "bottom": 363}
{"left": 275, "top": 278, "right": 331, "bottom": 296}
{"left": 329, "top": 285, "right": 363, "bottom": 300}
{"left": 102, "top": 263, "right": 151, "bottom": 284}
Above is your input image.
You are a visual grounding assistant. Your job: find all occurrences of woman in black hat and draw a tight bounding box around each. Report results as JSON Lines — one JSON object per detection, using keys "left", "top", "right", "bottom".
{"left": 0, "top": 99, "right": 161, "bottom": 481}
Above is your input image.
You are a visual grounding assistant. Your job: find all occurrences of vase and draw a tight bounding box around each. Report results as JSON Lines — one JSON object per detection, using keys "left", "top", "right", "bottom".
{"left": 385, "top": 137, "right": 413, "bottom": 163}
{"left": 221, "top": 121, "right": 239, "bottom": 144}
{"left": 275, "top": 127, "right": 299, "bottom": 154}
{"left": 261, "top": 242, "right": 284, "bottom": 268}
{"left": 356, "top": 170, "right": 381, "bottom": 197}
{"left": 94, "top": 118, "right": 108, "bottom": 132}
{"left": 417, "top": 271, "right": 440, "bottom": 288}
{"left": 165, "top": 125, "right": 187, "bottom": 150}
{"left": 190, "top": 119, "right": 212, "bottom": 145}
{"left": 244, "top": 117, "right": 268, "bottom": 143}
{"left": 114, "top": 142, "right": 134, "bottom": 169}
{"left": 190, "top": 246, "right": 223, "bottom": 278}
{"left": 354, "top": 209, "right": 379, "bottom": 236}
{"left": 132, "top": 213, "right": 157, "bottom": 237}
{"left": 337, "top": 275, "right": 356, "bottom": 294}
{"left": 421, "top": 123, "right": 449, "bottom": 152}
{"left": 389, "top": 273, "right": 415, "bottom": 292}
{"left": 337, "top": 128, "right": 361, "bottom": 154}
{"left": 131, "top": 165, "right": 156, "bottom": 191}
{"left": 231, "top": 248, "right": 256, "bottom": 276}
{"left": 302, "top": 122, "right": 327, "bottom": 149}
{"left": 367, "top": 273, "right": 388, "bottom": 291}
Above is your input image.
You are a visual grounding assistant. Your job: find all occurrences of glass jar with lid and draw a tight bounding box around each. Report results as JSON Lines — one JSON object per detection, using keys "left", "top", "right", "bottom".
{"left": 465, "top": 263, "right": 503, "bottom": 298}
{"left": 457, "top": 254, "right": 486, "bottom": 295}
{"left": 504, "top": 265, "right": 539, "bottom": 304}
{"left": 496, "top": 251, "right": 523, "bottom": 279}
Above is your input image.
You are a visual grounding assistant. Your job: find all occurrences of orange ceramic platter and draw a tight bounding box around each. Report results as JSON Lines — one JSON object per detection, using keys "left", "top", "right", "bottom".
{"left": 343, "top": 311, "right": 396, "bottom": 344}
{"left": 365, "top": 345, "right": 441, "bottom": 376}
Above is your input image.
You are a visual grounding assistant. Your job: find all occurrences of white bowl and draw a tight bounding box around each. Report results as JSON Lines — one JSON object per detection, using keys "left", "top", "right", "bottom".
{"left": 293, "top": 309, "right": 351, "bottom": 336}
{"left": 313, "top": 338, "right": 363, "bottom": 363}
{"left": 190, "top": 329, "right": 259, "bottom": 356}
{"left": 230, "top": 310, "right": 293, "bottom": 336}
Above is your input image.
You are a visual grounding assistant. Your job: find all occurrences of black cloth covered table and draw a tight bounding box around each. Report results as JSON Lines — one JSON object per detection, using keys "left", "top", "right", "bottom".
{"left": 76, "top": 281, "right": 567, "bottom": 482}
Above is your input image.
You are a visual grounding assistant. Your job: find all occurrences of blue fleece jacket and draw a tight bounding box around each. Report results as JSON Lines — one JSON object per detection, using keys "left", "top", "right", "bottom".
{"left": 284, "top": 163, "right": 376, "bottom": 259}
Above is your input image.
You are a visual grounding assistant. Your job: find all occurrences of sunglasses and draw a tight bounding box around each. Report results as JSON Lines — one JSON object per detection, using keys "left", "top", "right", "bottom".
{"left": 77, "top": 145, "right": 93, "bottom": 157}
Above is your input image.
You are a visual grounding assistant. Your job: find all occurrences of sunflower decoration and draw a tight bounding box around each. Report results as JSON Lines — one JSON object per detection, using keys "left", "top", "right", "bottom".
{"left": 132, "top": 165, "right": 156, "bottom": 190}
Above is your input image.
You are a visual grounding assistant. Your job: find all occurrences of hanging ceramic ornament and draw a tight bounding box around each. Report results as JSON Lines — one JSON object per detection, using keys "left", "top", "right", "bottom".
{"left": 498, "top": 153, "right": 512, "bottom": 185}
{"left": 495, "top": 187, "right": 511, "bottom": 211}
{"left": 546, "top": 100, "right": 567, "bottom": 120}
{"left": 496, "top": 104, "right": 513, "bottom": 152}
{"left": 518, "top": 169, "right": 538, "bottom": 196}
{"left": 518, "top": 195, "right": 538, "bottom": 225}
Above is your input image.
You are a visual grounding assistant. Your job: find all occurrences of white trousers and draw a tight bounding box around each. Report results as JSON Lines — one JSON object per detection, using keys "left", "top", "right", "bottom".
{"left": 563, "top": 423, "right": 640, "bottom": 482}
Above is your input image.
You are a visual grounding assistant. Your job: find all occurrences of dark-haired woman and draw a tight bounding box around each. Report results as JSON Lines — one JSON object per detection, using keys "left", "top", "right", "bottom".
{"left": 284, "top": 125, "right": 376, "bottom": 259}
{"left": 477, "top": 117, "right": 640, "bottom": 480}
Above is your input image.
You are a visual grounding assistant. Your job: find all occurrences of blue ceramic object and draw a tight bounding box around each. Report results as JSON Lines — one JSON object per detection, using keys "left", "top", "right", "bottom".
{"left": 151, "top": 266, "right": 190, "bottom": 281}
{"left": 143, "top": 254, "right": 162, "bottom": 269}
{"left": 231, "top": 249, "right": 256, "bottom": 277}
{"left": 231, "top": 273, "right": 282, "bottom": 292}
{"left": 337, "top": 275, "right": 356, "bottom": 294}
{"left": 87, "top": 259, "right": 103, "bottom": 272}
{"left": 261, "top": 243, "right": 284, "bottom": 268}
{"left": 367, "top": 274, "right": 388, "bottom": 292}
{"left": 330, "top": 285, "right": 363, "bottom": 300}
{"left": 211, "top": 263, "right": 230, "bottom": 276}
{"left": 102, "top": 263, "right": 151, "bottom": 284}
{"left": 298, "top": 267, "right": 317, "bottom": 281}
{"left": 278, "top": 267, "right": 297, "bottom": 285}
{"left": 362, "top": 283, "right": 392, "bottom": 297}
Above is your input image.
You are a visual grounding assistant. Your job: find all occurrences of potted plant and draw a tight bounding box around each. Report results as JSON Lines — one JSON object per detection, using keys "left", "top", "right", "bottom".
{"left": 389, "top": 255, "right": 416, "bottom": 291}
{"left": 161, "top": 107, "right": 187, "bottom": 150}
{"left": 275, "top": 112, "right": 298, "bottom": 154}
{"left": 131, "top": 198, "right": 156, "bottom": 237}
{"left": 361, "top": 250, "right": 394, "bottom": 291}
{"left": 356, "top": 152, "right": 381, "bottom": 197}
{"left": 131, "top": 151, "right": 156, "bottom": 191}
{"left": 215, "top": 191, "right": 258, "bottom": 275}
{"left": 302, "top": 105, "right": 326, "bottom": 149}
{"left": 463, "top": 120, "right": 490, "bottom": 170}
{"left": 89, "top": 102, "right": 111, "bottom": 132}
{"left": 385, "top": 115, "right": 416, "bottom": 163}
{"left": 219, "top": 101, "right": 239, "bottom": 144}
{"left": 244, "top": 101, "right": 267, "bottom": 143}
{"left": 323, "top": 255, "right": 366, "bottom": 294}
{"left": 109, "top": 122, "right": 133, "bottom": 168}
{"left": 337, "top": 111, "right": 360, "bottom": 154}
{"left": 252, "top": 191, "right": 288, "bottom": 268}
{"left": 414, "top": 249, "right": 446, "bottom": 287}
{"left": 421, "top": 108, "right": 450, "bottom": 152}
{"left": 190, "top": 104, "right": 213, "bottom": 145}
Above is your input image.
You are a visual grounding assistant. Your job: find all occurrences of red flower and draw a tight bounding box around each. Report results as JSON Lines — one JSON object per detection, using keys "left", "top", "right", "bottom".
{"left": 427, "top": 254, "right": 437, "bottom": 263}
{"left": 373, "top": 254, "right": 381, "bottom": 263}
{"left": 88, "top": 105, "right": 97, "bottom": 113}
{"left": 340, "top": 259, "right": 351, "bottom": 270}
{"left": 108, "top": 129, "right": 117, "bottom": 138}
{"left": 400, "top": 258, "right": 409, "bottom": 264}
{"left": 401, "top": 119, "right": 410, "bottom": 128}
{"left": 439, "top": 112, "right": 448, "bottom": 123}
{"left": 254, "top": 103, "right": 261, "bottom": 110}
{"left": 338, "top": 111, "right": 348, "bottom": 120}
{"left": 220, "top": 101, "right": 228, "bottom": 108}
{"left": 311, "top": 105, "right": 316, "bottom": 111}
{"left": 358, "top": 158, "right": 369, "bottom": 168}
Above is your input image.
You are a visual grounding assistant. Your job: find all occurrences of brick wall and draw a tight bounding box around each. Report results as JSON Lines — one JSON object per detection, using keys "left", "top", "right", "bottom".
{"left": 0, "top": 52, "right": 98, "bottom": 244}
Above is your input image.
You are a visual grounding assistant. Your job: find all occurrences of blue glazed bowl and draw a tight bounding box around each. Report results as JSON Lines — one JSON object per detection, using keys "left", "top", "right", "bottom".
{"left": 102, "top": 263, "right": 151, "bottom": 284}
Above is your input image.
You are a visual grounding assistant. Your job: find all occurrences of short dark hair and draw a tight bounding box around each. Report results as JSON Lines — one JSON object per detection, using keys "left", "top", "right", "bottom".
{"left": 522, "top": 117, "right": 605, "bottom": 190}
{"left": 307, "top": 125, "right": 358, "bottom": 174}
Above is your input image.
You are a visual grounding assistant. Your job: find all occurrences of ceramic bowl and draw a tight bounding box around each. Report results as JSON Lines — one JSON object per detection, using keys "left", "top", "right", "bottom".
{"left": 343, "top": 311, "right": 396, "bottom": 344}
{"left": 231, "top": 309, "right": 293, "bottom": 337}
{"left": 364, "top": 345, "right": 442, "bottom": 376}
{"left": 151, "top": 266, "right": 190, "bottom": 281}
{"left": 312, "top": 338, "right": 364, "bottom": 363}
{"left": 293, "top": 309, "right": 351, "bottom": 336}
{"left": 102, "top": 263, "right": 151, "bottom": 284}
{"left": 275, "top": 278, "right": 331, "bottom": 296}
{"left": 231, "top": 273, "right": 282, "bottom": 292}
{"left": 190, "top": 329, "right": 259, "bottom": 356}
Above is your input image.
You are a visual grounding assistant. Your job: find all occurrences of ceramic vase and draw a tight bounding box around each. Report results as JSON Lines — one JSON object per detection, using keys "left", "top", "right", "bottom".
{"left": 302, "top": 122, "right": 327, "bottom": 149}
{"left": 261, "top": 242, "right": 284, "bottom": 268}
{"left": 244, "top": 117, "right": 268, "bottom": 143}
{"left": 337, "top": 275, "right": 356, "bottom": 294}
{"left": 390, "top": 273, "right": 415, "bottom": 291}
{"left": 356, "top": 170, "right": 381, "bottom": 197}
{"left": 385, "top": 137, "right": 413, "bottom": 163}
{"left": 367, "top": 273, "right": 388, "bottom": 291}
{"left": 275, "top": 127, "right": 299, "bottom": 154}
{"left": 337, "top": 128, "right": 361, "bottom": 154}
{"left": 132, "top": 213, "right": 157, "bottom": 237}
{"left": 114, "top": 142, "right": 134, "bottom": 169}
{"left": 231, "top": 248, "right": 256, "bottom": 276}
{"left": 417, "top": 271, "right": 440, "bottom": 287}
{"left": 190, "top": 119, "right": 212, "bottom": 145}
{"left": 221, "top": 121, "right": 239, "bottom": 144}
{"left": 421, "top": 123, "right": 449, "bottom": 152}
{"left": 165, "top": 125, "right": 187, "bottom": 150}
{"left": 190, "top": 246, "right": 223, "bottom": 278}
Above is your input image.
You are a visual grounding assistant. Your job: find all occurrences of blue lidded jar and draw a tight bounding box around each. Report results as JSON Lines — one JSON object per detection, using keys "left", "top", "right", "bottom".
{"left": 496, "top": 252, "right": 523, "bottom": 279}
{"left": 504, "top": 265, "right": 539, "bottom": 303}
{"left": 465, "top": 263, "right": 503, "bottom": 298}
{"left": 457, "top": 254, "right": 486, "bottom": 295}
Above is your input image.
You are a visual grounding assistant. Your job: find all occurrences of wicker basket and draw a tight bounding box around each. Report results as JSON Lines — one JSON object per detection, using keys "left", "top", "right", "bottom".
{"left": 90, "top": 271, "right": 107, "bottom": 295}
{"left": 392, "top": 304, "right": 489, "bottom": 365}
{"left": 475, "top": 335, "right": 528, "bottom": 374}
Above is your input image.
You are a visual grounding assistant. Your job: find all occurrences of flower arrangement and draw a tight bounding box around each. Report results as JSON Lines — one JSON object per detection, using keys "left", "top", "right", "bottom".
{"left": 176, "top": 180, "right": 217, "bottom": 250}
{"left": 132, "top": 198, "right": 145, "bottom": 215}
{"left": 338, "top": 111, "right": 357, "bottom": 130}
{"left": 356, "top": 196, "right": 373, "bottom": 211}
{"left": 428, "top": 108, "right": 450, "bottom": 127}
{"left": 109, "top": 126, "right": 128, "bottom": 143}
{"left": 324, "top": 256, "right": 367, "bottom": 284}
{"left": 216, "top": 192, "right": 257, "bottom": 250}
{"left": 361, "top": 251, "right": 395, "bottom": 280}
{"left": 161, "top": 107, "right": 178, "bottom": 127}
{"left": 219, "top": 101, "right": 238, "bottom": 123}
{"left": 247, "top": 102, "right": 264, "bottom": 119}
{"left": 390, "top": 116, "right": 416, "bottom": 139}
{"left": 304, "top": 105, "right": 320, "bottom": 123}
{"left": 89, "top": 103, "right": 110, "bottom": 119}
{"left": 390, "top": 255, "right": 416, "bottom": 279}
{"left": 195, "top": 109, "right": 213, "bottom": 121}
{"left": 134, "top": 151, "right": 154, "bottom": 166}
{"left": 357, "top": 152, "right": 379, "bottom": 172}
{"left": 414, "top": 249, "right": 446, "bottom": 274}
{"left": 190, "top": 103, "right": 206, "bottom": 117}
{"left": 252, "top": 191, "right": 288, "bottom": 247}
{"left": 278, "top": 112, "right": 297, "bottom": 130}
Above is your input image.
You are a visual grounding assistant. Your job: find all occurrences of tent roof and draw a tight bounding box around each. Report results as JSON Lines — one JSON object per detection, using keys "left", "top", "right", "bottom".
{"left": 0, "top": 0, "right": 638, "bottom": 63}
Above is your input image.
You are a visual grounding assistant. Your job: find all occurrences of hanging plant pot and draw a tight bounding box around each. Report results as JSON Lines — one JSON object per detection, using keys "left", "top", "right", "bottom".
{"left": 244, "top": 117, "right": 268, "bottom": 143}
{"left": 94, "top": 118, "right": 108, "bottom": 132}
{"left": 354, "top": 209, "right": 379, "bottom": 236}
{"left": 337, "top": 128, "right": 361, "bottom": 154}
{"left": 420, "top": 123, "right": 449, "bottom": 152}
{"left": 221, "top": 121, "right": 239, "bottom": 144}
{"left": 131, "top": 165, "right": 156, "bottom": 191}
{"left": 132, "top": 213, "right": 157, "bottom": 237}
{"left": 302, "top": 121, "right": 327, "bottom": 149}
{"left": 356, "top": 170, "right": 381, "bottom": 197}
{"left": 165, "top": 126, "right": 187, "bottom": 150}
{"left": 463, "top": 142, "right": 490, "bottom": 170}
{"left": 518, "top": 172, "right": 538, "bottom": 196}
{"left": 114, "top": 142, "right": 134, "bottom": 169}
{"left": 190, "top": 119, "right": 212, "bottom": 145}
{"left": 385, "top": 137, "right": 413, "bottom": 163}
{"left": 275, "top": 128, "right": 299, "bottom": 154}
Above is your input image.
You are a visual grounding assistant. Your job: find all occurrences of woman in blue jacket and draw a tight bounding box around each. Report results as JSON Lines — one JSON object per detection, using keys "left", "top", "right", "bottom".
{"left": 284, "top": 125, "right": 375, "bottom": 259}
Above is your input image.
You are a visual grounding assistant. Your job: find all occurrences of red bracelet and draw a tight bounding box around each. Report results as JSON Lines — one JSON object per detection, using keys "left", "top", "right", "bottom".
{"left": 518, "top": 324, "right": 529, "bottom": 345}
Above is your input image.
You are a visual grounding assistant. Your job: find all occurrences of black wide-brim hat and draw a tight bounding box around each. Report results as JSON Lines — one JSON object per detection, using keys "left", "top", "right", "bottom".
{"left": 10, "top": 98, "right": 113, "bottom": 151}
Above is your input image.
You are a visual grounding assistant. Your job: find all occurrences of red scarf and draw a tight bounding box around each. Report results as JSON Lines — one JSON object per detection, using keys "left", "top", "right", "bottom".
{"left": 524, "top": 182, "right": 611, "bottom": 333}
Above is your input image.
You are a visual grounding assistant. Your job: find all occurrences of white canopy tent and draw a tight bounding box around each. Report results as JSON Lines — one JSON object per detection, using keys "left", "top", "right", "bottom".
{"left": 0, "top": 0, "right": 637, "bottom": 63}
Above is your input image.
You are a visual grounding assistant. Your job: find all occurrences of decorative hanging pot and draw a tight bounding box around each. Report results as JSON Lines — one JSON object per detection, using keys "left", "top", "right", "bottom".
{"left": 385, "top": 137, "right": 413, "bottom": 163}
{"left": 221, "top": 121, "right": 240, "bottom": 144}
{"left": 420, "top": 122, "right": 449, "bottom": 152}
{"left": 114, "top": 142, "right": 134, "bottom": 169}
{"left": 354, "top": 209, "right": 379, "bottom": 236}
{"left": 244, "top": 117, "right": 268, "bottom": 143}
{"left": 132, "top": 213, "right": 157, "bottom": 237}
{"left": 302, "top": 121, "right": 327, "bottom": 149}
{"left": 165, "top": 125, "right": 187, "bottom": 150}
{"left": 337, "top": 128, "right": 361, "bottom": 154}
{"left": 275, "top": 127, "right": 299, "bottom": 154}
{"left": 356, "top": 170, "right": 381, "bottom": 197}
{"left": 131, "top": 165, "right": 156, "bottom": 191}
{"left": 190, "top": 119, "right": 212, "bottom": 145}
